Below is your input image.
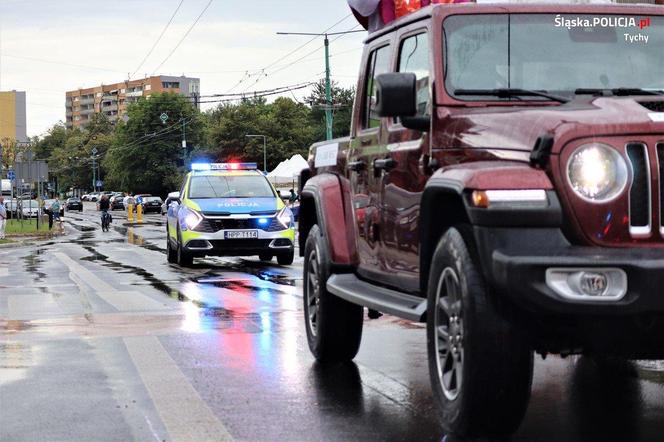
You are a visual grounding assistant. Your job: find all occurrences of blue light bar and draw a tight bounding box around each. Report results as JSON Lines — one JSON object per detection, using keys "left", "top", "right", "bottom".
{"left": 191, "top": 163, "right": 211, "bottom": 171}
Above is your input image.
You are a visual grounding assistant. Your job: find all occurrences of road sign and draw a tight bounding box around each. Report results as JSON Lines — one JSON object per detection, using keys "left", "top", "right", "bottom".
{"left": 7, "top": 170, "right": 15, "bottom": 181}
{"left": 160, "top": 113, "right": 169, "bottom": 124}
{"left": 96, "top": 180, "right": 103, "bottom": 188}
{"left": 92, "top": 147, "right": 98, "bottom": 155}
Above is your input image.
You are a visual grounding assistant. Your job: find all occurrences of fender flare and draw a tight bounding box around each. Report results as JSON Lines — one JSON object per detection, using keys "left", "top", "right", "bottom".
{"left": 300, "top": 173, "right": 358, "bottom": 268}
{"left": 419, "top": 161, "right": 559, "bottom": 293}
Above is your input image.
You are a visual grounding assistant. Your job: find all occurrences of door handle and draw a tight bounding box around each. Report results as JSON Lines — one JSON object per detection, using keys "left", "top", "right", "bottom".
{"left": 373, "top": 158, "right": 398, "bottom": 175}
{"left": 347, "top": 161, "right": 366, "bottom": 172}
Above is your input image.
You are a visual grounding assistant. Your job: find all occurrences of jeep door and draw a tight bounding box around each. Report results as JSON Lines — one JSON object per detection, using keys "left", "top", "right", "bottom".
{"left": 379, "top": 25, "right": 431, "bottom": 293}
{"left": 347, "top": 36, "right": 393, "bottom": 281}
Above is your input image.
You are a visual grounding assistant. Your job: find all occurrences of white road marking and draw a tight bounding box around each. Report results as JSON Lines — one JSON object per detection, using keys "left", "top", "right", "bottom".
{"left": 8, "top": 294, "right": 60, "bottom": 319}
{"left": 55, "top": 252, "right": 168, "bottom": 312}
{"left": 124, "top": 336, "right": 234, "bottom": 442}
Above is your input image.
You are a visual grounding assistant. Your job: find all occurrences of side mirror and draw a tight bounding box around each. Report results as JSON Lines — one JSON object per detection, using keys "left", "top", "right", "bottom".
{"left": 375, "top": 72, "right": 430, "bottom": 132}
{"left": 375, "top": 72, "right": 417, "bottom": 118}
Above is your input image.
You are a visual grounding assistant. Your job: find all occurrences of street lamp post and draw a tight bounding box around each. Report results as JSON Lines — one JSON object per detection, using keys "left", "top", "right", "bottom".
{"left": 245, "top": 135, "right": 267, "bottom": 173}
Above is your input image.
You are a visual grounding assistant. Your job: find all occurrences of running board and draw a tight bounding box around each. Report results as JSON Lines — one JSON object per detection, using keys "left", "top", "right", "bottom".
{"left": 326, "top": 274, "right": 427, "bottom": 322}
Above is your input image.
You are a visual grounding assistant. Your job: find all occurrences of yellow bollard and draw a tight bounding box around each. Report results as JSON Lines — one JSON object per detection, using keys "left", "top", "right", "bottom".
{"left": 127, "top": 203, "right": 134, "bottom": 222}
{"left": 136, "top": 203, "right": 143, "bottom": 223}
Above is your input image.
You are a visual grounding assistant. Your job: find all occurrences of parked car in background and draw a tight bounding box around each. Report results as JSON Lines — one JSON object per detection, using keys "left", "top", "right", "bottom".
{"left": 43, "top": 199, "right": 65, "bottom": 217}
{"left": 20, "top": 200, "right": 39, "bottom": 218}
{"left": 142, "top": 196, "right": 163, "bottom": 213}
{"left": 65, "top": 197, "right": 83, "bottom": 212}
{"left": 110, "top": 195, "right": 125, "bottom": 211}
{"left": 161, "top": 191, "right": 180, "bottom": 215}
{"left": 5, "top": 199, "right": 17, "bottom": 219}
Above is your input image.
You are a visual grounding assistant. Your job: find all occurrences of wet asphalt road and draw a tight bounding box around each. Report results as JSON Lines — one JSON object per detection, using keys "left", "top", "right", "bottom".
{"left": 0, "top": 203, "right": 663, "bottom": 442}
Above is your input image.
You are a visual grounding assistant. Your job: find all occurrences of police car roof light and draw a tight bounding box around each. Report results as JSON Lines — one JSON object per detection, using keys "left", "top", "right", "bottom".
{"left": 209, "top": 163, "right": 258, "bottom": 171}
{"left": 191, "top": 163, "right": 212, "bottom": 171}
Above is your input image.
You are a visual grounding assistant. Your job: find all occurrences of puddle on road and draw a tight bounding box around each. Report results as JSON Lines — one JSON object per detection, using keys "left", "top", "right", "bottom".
{"left": 78, "top": 246, "right": 262, "bottom": 327}
{"left": 23, "top": 249, "right": 46, "bottom": 282}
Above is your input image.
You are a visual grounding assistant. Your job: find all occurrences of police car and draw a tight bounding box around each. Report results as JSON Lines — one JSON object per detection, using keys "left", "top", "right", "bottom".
{"left": 166, "top": 163, "right": 296, "bottom": 266}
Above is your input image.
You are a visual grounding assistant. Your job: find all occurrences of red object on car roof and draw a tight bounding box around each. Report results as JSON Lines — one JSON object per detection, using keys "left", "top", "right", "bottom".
{"left": 349, "top": 0, "right": 471, "bottom": 31}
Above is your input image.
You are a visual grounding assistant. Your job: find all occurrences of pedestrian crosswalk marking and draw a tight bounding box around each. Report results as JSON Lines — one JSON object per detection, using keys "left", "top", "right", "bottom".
{"left": 124, "top": 336, "right": 234, "bottom": 442}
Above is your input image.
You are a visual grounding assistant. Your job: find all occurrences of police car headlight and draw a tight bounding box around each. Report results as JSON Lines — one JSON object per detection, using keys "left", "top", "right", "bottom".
{"left": 183, "top": 208, "right": 203, "bottom": 230}
{"left": 277, "top": 207, "right": 293, "bottom": 229}
{"left": 567, "top": 143, "right": 628, "bottom": 203}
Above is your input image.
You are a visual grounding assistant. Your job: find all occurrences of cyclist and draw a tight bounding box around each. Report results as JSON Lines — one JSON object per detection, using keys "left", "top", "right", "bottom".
{"left": 99, "top": 195, "right": 111, "bottom": 231}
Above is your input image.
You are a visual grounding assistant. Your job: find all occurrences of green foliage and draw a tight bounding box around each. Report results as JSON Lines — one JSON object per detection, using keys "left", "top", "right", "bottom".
{"left": 103, "top": 93, "right": 203, "bottom": 195}
{"left": 35, "top": 82, "right": 356, "bottom": 197}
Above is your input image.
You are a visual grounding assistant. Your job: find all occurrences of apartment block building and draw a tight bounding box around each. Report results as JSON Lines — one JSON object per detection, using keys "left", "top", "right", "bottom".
{"left": 65, "top": 75, "right": 200, "bottom": 129}
{"left": 0, "top": 90, "right": 28, "bottom": 142}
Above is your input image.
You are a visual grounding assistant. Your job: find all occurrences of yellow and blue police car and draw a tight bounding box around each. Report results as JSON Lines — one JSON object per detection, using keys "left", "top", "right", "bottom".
{"left": 166, "top": 162, "right": 296, "bottom": 266}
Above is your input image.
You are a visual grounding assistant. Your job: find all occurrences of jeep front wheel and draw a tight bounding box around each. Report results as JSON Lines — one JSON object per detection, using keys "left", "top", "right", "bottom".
{"left": 427, "top": 226, "right": 533, "bottom": 438}
{"left": 303, "top": 225, "right": 363, "bottom": 362}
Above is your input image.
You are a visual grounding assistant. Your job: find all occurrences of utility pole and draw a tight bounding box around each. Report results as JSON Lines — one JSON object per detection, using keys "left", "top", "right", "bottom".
{"left": 246, "top": 135, "right": 267, "bottom": 173}
{"left": 276, "top": 29, "right": 364, "bottom": 141}
{"left": 182, "top": 118, "right": 187, "bottom": 168}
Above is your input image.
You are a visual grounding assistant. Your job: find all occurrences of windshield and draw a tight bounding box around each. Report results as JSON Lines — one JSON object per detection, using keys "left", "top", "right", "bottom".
{"left": 444, "top": 14, "right": 664, "bottom": 99}
{"left": 188, "top": 175, "right": 275, "bottom": 199}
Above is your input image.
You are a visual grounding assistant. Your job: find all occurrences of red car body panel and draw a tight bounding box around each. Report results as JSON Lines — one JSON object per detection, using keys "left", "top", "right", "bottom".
{"left": 302, "top": 173, "right": 358, "bottom": 266}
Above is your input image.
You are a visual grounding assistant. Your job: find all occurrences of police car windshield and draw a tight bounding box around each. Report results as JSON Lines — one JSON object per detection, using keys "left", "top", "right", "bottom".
{"left": 444, "top": 14, "right": 664, "bottom": 100}
{"left": 188, "top": 175, "right": 275, "bottom": 199}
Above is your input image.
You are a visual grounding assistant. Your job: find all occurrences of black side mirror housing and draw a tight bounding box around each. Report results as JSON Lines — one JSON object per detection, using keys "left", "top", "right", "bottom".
{"left": 375, "top": 72, "right": 417, "bottom": 118}
{"left": 375, "top": 73, "right": 430, "bottom": 132}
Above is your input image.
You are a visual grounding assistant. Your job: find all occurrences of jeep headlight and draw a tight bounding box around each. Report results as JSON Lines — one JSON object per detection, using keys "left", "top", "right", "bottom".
{"left": 182, "top": 207, "right": 203, "bottom": 230}
{"left": 567, "top": 143, "right": 628, "bottom": 203}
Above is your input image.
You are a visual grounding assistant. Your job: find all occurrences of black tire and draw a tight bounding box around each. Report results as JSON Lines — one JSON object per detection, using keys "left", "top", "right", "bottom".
{"left": 176, "top": 228, "right": 194, "bottom": 267}
{"left": 258, "top": 253, "right": 273, "bottom": 262}
{"left": 303, "top": 225, "right": 363, "bottom": 362}
{"left": 277, "top": 250, "right": 294, "bottom": 266}
{"left": 427, "top": 226, "right": 533, "bottom": 439}
{"left": 166, "top": 226, "right": 177, "bottom": 263}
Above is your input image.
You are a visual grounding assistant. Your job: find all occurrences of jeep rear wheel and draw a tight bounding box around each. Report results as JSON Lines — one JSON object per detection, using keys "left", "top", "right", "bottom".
{"left": 427, "top": 226, "right": 533, "bottom": 438}
{"left": 303, "top": 225, "right": 363, "bottom": 362}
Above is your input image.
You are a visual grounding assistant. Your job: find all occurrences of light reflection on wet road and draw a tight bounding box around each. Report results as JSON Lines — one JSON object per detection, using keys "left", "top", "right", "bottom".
{"left": 0, "top": 205, "right": 662, "bottom": 441}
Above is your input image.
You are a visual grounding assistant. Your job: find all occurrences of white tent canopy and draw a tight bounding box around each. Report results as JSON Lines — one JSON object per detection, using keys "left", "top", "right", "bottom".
{"left": 267, "top": 154, "right": 309, "bottom": 184}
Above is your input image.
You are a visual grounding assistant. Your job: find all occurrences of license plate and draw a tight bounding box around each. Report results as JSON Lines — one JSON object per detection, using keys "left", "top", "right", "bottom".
{"left": 224, "top": 230, "right": 258, "bottom": 239}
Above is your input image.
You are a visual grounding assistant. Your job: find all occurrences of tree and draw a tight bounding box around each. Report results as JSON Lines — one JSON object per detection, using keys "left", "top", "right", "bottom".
{"left": 103, "top": 93, "right": 203, "bottom": 195}
{"left": 305, "top": 80, "right": 356, "bottom": 141}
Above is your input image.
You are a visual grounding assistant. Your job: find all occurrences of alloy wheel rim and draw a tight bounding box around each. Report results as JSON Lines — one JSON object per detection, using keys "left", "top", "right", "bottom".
{"left": 306, "top": 249, "right": 320, "bottom": 337}
{"left": 434, "top": 267, "right": 464, "bottom": 401}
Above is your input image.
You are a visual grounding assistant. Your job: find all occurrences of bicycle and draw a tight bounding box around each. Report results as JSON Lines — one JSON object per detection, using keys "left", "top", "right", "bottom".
{"left": 101, "top": 210, "right": 111, "bottom": 232}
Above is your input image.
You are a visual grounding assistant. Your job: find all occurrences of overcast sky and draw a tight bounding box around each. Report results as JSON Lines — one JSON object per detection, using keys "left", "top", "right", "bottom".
{"left": 0, "top": 0, "right": 366, "bottom": 137}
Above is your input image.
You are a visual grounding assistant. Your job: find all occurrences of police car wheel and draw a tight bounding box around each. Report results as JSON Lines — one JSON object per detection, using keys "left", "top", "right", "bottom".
{"left": 277, "top": 251, "right": 294, "bottom": 266}
{"left": 258, "top": 253, "right": 273, "bottom": 262}
{"left": 303, "top": 225, "right": 363, "bottom": 362}
{"left": 166, "top": 228, "right": 177, "bottom": 263}
{"left": 176, "top": 228, "right": 194, "bottom": 267}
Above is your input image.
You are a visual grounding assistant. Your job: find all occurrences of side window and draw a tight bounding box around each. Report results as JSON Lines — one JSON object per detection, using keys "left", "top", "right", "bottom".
{"left": 363, "top": 45, "right": 391, "bottom": 129}
{"left": 398, "top": 32, "right": 430, "bottom": 116}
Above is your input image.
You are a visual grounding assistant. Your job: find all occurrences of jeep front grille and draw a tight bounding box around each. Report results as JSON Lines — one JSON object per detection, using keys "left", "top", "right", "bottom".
{"left": 626, "top": 143, "right": 651, "bottom": 235}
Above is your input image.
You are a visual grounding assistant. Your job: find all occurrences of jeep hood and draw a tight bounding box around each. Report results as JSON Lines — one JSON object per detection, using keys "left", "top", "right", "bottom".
{"left": 436, "top": 97, "right": 664, "bottom": 153}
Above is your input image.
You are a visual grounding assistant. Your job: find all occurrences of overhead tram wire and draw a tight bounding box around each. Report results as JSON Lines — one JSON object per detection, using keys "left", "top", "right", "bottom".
{"left": 240, "top": 26, "right": 363, "bottom": 94}
{"left": 130, "top": 0, "right": 186, "bottom": 79}
{"left": 225, "top": 13, "right": 352, "bottom": 94}
{"left": 151, "top": 0, "right": 214, "bottom": 75}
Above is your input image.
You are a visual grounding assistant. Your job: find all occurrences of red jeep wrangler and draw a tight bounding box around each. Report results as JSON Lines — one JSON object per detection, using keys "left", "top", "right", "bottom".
{"left": 298, "top": 2, "right": 664, "bottom": 438}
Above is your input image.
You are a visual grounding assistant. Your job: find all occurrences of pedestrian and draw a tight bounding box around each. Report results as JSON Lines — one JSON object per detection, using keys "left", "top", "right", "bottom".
{"left": 0, "top": 197, "right": 6, "bottom": 239}
{"left": 51, "top": 197, "right": 62, "bottom": 230}
{"left": 288, "top": 188, "right": 299, "bottom": 207}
